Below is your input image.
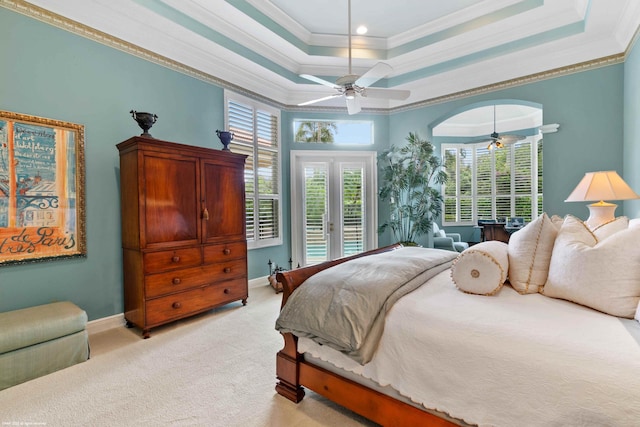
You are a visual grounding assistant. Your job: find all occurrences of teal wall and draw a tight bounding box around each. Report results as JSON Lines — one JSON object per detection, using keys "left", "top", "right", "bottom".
{"left": 0, "top": 6, "right": 632, "bottom": 321}
{"left": 387, "top": 64, "right": 625, "bottom": 243}
{"left": 0, "top": 8, "right": 226, "bottom": 319}
{"left": 624, "top": 36, "right": 640, "bottom": 218}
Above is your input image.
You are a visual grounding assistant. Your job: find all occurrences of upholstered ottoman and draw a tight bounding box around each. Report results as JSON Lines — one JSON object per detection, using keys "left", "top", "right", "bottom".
{"left": 0, "top": 301, "right": 89, "bottom": 390}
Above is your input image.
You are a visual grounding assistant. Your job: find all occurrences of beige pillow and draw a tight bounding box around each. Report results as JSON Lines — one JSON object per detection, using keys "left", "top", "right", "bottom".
{"left": 508, "top": 213, "right": 558, "bottom": 294}
{"left": 550, "top": 214, "right": 564, "bottom": 229}
{"left": 591, "top": 216, "right": 628, "bottom": 240}
{"left": 543, "top": 215, "right": 640, "bottom": 318}
{"left": 451, "top": 241, "right": 509, "bottom": 296}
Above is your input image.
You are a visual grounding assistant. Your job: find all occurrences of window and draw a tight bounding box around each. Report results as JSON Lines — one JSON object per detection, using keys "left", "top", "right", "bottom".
{"left": 225, "top": 91, "right": 281, "bottom": 249}
{"left": 442, "top": 135, "right": 543, "bottom": 225}
{"left": 293, "top": 119, "right": 373, "bottom": 145}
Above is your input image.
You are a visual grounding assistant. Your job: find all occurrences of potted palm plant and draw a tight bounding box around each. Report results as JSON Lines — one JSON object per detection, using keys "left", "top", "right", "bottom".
{"left": 378, "top": 132, "right": 448, "bottom": 245}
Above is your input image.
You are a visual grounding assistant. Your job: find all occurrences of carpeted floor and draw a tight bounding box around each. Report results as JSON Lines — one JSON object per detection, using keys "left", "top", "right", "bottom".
{"left": 0, "top": 285, "right": 377, "bottom": 427}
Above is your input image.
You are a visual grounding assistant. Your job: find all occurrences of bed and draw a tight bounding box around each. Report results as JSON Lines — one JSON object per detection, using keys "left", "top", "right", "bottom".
{"left": 274, "top": 214, "right": 640, "bottom": 426}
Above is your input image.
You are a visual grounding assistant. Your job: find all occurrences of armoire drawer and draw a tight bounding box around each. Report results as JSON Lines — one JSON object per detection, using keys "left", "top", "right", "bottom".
{"left": 145, "top": 278, "right": 248, "bottom": 326}
{"left": 203, "top": 241, "right": 246, "bottom": 264}
{"left": 145, "top": 258, "right": 247, "bottom": 298}
{"left": 143, "top": 247, "right": 202, "bottom": 273}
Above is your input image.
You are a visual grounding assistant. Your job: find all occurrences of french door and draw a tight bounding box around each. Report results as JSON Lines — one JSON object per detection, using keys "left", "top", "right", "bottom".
{"left": 291, "top": 151, "right": 377, "bottom": 267}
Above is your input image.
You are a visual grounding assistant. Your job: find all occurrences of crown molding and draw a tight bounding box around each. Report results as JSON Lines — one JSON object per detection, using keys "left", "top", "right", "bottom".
{"left": 386, "top": 53, "right": 625, "bottom": 114}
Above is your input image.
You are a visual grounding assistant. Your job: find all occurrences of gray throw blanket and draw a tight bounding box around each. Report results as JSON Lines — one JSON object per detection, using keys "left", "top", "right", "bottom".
{"left": 275, "top": 247, "right": 458, "bottom": 364}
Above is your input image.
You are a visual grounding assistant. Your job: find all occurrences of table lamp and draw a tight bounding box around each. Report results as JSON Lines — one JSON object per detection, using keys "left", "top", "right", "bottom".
{"left": 565, "top": 171, "right": 639, "bottom": 229}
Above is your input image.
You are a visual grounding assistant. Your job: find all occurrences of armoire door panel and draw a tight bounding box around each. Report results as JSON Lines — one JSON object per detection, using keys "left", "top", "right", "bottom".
{"left": 201, "top": 160, "right": 246, "bottom": 242}
{"left": 143, "top": 154, "right": 200, "bottom": 247}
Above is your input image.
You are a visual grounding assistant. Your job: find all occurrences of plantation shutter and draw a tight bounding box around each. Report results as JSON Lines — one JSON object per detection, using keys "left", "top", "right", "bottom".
{"left": 341, "top": 164, "right": 364, "bottom": 256}
{"left": 459, "top": 149, "right": 473, "bottom": 222}
{"left": 537, "top": 139, "right": 544, "bottom": 215}
{"left": 475, "top": 146, "right": 493, "bottom": 220}
{"left": 442, "top": 136, "right": 541, "bottom": 226}
{"left": 513, "top": 140, "right": 533, "bottom": 218}
{"left": 304, "top": 164, "right": 329, "bottom": 265}
{"left": 443, "top": 147, "right": 474, "bottom": 223}
{"left": 494, "top": 147, "right": 512, "bottom": 219}
{"left": 256, "top": 109, "right": 279, "bottom": 241}
{"left": 227, "top": 94, "right": 281, "bottom": 247}
{"left": 443, "top": 147, "right": 458, "bottom": 222}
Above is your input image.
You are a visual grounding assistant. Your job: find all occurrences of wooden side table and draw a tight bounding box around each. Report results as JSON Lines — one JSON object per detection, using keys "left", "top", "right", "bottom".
{"left": 481, "top": 223, "right": 511, "bottom": 243}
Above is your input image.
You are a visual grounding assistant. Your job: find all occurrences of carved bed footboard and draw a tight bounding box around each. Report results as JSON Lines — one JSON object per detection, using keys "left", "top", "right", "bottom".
{"left": 274, "top": 244, "right": 459, "bottom": 427}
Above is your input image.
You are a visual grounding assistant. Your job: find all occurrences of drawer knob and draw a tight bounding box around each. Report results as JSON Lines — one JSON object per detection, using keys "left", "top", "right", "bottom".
{"left": 171, "top": 256, "right": 180, "bottom": 263}
{"left": 172, "top": 277, "right": 181, "bottom": 285}
{"left": 172, "top": 302, "right": 182, "bottom": 309}
{"left": 223, "top": 288, "right": 230, "bottom": 294}
{"left": 223, "top": 267, "right": 231, "bottom": 274}
{"left": 223, "top": 248, "right": 231, "bottom": 255}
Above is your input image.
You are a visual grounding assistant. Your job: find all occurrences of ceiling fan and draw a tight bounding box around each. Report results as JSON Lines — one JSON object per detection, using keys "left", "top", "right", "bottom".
{"left": 466, "top": 105, "right": 526, "bottom": 149}
{"left": 297, "top": 0, "right": 410, "bottom": 115}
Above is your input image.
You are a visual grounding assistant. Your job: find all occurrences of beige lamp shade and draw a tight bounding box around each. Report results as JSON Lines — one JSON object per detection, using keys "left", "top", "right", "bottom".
{"left": 565, "top": 171, "right": 639, "bottom": 229}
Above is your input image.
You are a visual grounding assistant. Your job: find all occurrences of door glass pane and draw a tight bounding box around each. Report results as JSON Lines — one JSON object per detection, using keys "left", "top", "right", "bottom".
{"left": 304, "top": 165, "right": 328, "bottom": 265}
{"left": 342, "top": 166, "right": 364, "bottom": 256}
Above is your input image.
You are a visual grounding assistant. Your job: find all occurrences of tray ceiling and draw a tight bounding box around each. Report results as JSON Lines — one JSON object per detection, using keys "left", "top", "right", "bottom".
{"left": 12, "top": 0, "right": 640, "bottom": 112}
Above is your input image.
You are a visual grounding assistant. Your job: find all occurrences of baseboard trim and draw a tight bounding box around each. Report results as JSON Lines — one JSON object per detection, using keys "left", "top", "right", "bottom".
{"left": 87, "top": 313, "right": 125, "bottom": 336}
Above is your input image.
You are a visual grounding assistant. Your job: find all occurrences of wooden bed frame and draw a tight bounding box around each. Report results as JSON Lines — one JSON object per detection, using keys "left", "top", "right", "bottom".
{"left": 275, "top": 244, "right": 458, "bottom": 427}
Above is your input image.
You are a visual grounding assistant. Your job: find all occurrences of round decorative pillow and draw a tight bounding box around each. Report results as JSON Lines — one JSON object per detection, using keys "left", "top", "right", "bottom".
{"left": 451, "top": 241, "right": 509, "bottom": 295}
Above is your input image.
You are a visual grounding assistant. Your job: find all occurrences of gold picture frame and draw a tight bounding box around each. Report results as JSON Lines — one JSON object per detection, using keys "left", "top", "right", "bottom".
{"left": 0, "top": 110, "right": 86, "bottom": 265}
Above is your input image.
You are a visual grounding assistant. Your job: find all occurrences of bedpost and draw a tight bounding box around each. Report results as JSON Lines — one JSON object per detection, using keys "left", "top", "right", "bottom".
{"left": 275, "top": 268, "right": 307, "bottom": 402}
{"left": 275, "top": 332, "right": 305, "bottom": 402}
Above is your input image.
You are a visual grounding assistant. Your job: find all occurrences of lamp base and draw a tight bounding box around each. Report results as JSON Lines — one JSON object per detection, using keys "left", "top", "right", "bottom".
{"left": 585, "top": 201, "right": 617, "bottom": 229}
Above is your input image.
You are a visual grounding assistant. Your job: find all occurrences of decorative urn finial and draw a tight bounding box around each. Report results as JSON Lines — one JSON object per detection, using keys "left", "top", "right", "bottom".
{"left": 130, "top": 110, "right": 158, "bottom": 138}
{"left": 216, "top": 130, "right": 234, "bottom": 151}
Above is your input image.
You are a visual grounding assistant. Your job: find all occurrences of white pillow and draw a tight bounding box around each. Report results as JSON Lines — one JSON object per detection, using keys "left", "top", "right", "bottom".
{"left": 451, "top": 241, "right": 509, "bottom": 296}
{"left": 543, "top": 215, "right": 640, "bottom": 318}
{"left": 508, "top": 213, "right": 558, "bottom": 294}
{"left": 435, "top": 229, "right": 446, "bottom": 238}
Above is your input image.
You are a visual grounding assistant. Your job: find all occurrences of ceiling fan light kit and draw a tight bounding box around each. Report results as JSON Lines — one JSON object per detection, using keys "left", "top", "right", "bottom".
{"left": 467, "top": 105, "right": 526, "bottom": 148}
{"left": 298, "top": 0, "right": 410, "bottom": 114}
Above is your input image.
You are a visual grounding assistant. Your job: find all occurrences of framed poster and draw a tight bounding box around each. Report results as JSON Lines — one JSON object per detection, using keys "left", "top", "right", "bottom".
{"left": 0, "top": 110, "right": 86, "bottom": 265}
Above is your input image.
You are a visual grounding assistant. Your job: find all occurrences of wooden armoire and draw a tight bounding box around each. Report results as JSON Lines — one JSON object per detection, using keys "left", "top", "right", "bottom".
{"left": 117, "top": 136, "right": 248, "bottom": 338}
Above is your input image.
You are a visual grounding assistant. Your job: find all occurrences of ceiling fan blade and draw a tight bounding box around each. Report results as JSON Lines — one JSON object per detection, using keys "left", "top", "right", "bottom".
{"left": 346, "top": 96, "right": 361, "bottom": 115}
{"left": 540, "top": 123, "right": 560, "bottom": 134}
{"left": 498, "top": 134, "right": 526, "bottom": 143}
{"left": 300, "top": 74, "right": 338, "bottom": 88}
{"left": 362, "top": 87, "right": 410, "bottom": 100}
{"left": 355, "top": 62, "right": 393, "bottom": 88}
{"left": 298, "top": 93, "right": 342, "bottom": 106}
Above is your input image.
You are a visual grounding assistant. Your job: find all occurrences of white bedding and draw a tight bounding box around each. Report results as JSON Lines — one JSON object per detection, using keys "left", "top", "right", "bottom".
{"left": 299, "top": 269, "right": 640, "bottom": 427}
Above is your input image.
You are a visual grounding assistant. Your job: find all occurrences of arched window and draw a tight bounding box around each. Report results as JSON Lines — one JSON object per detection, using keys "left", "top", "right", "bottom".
{"left": 432, "top": 101, "right": 544, "bottom": 225}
